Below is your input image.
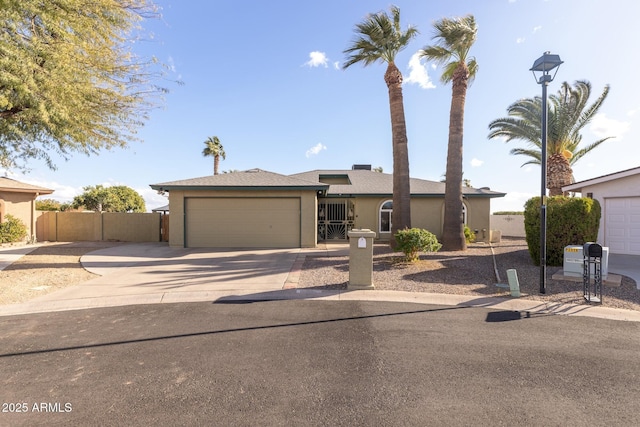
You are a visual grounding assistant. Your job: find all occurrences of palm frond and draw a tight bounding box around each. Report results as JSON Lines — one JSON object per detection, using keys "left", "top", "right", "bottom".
{"left": 343, "top": 6, "right": 417, "bottom": 69}
{"left": 420, "top": 14, "right": 477, "bottom": 86}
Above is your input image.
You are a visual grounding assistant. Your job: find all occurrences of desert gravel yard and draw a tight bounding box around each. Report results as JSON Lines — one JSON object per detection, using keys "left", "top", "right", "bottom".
{"left": 299, "top": 237, "right": 640, "bottom": 312}
{"left": 0, "top": 242, "right": 121, "bottom": 305}
{"left": 1, "top": 238, "right": 639, "bottom": 312}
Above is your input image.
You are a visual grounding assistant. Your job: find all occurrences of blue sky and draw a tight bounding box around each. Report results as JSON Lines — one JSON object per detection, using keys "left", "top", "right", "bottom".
{"left": 3, "top": 0, "right": 638, "bottom": 213}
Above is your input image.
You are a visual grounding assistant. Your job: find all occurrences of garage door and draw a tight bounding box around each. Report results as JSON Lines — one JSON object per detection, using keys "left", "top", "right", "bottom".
{"left": 605, "top": 197, "right": 640, "bottom": 255}
{"left": 185, "top": 197, "right": 300, "bottom": 248}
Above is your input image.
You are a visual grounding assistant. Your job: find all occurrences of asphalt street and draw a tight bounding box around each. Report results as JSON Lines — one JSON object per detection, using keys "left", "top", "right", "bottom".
{"left": 1, "top": 300, "right": 639, "bottom": 426}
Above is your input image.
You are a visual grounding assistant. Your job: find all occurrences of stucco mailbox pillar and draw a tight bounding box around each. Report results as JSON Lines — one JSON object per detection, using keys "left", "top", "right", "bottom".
{"left": 347, "top": 229, "right": 377, "bottom": 290}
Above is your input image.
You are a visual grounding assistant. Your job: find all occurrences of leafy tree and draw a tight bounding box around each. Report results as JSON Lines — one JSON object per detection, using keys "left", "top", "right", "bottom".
{"left": 488, "top": 80, "right": 612, "bottom": 196}
{"left": 202, "top": 136, "right": 226, "bottom": 175}
{"left": 72, "top": 185, "right": 146, "bottom": 212}
{"left": 420, "top": 15, "right": 478, "bottom": 251}
{"left": 343, "top": 6, "right": 418, "bottom": 239}
{"left": 0, "top": 0, "right": 167, "bottom": 170}
{"left": 35, "top": 198, "right": 70, "bottom": 211}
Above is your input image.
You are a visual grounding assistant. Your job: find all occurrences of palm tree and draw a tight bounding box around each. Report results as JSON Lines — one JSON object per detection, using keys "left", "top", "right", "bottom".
{"left": 488, "top": 80, "right": 612, "bottom": 196}
{"left": 420, "top": 15, "right": 478, "bottom": 251}
{"left": 202, "top": 136, "right": 226, "bottom": 175}
{"left": 343, "top": 5, "right": 418, "bottom": 239}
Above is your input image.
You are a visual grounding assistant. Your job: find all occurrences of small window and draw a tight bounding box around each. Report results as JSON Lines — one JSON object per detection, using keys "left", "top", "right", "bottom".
{"left": 380, "top": 200, "right": 393, "bottom": 233}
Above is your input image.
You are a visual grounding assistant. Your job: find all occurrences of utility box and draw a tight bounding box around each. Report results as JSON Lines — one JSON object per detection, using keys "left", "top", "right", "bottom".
{"left": 563, "top": 245, "right": 609, "bottom": 279}
{"left": 347, "top": 229, "right": 376, "bottom": 290}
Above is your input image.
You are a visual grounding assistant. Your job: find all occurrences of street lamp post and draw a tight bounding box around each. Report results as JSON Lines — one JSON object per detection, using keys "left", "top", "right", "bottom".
{"left": 530, "top": 52, "right": 563, "bottom": 294}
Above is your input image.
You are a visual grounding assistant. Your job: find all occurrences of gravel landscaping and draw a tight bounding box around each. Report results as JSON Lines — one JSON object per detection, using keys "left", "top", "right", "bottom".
{"left": 299, "top": 237, "right": 640, "bottom": 312}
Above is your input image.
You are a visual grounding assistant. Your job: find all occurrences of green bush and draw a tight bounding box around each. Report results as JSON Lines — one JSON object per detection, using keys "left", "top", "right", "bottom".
{"left": 394, "top": 228, "right": 442, "bottom": 262}
{"left": 492, "top": 211, "right": 524, "bottom": 215}
{"left": 0, "top": 214, "right": 28, "bottom": 243}
{"left": 524, "top": 196, "right": 600, "bottom": 266}
{"left": 464, "top": 226, "right": 476, "bottom": 243}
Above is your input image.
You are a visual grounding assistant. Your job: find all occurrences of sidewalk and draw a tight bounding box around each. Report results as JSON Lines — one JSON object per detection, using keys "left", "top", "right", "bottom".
{"left": 1, "top": 242, "right": 639, "bottom": 322}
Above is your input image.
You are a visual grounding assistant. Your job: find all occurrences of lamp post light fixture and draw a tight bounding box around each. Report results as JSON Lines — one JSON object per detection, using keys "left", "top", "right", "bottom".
{"left": 530, "top": 52, "right": 563, "bottom": 294}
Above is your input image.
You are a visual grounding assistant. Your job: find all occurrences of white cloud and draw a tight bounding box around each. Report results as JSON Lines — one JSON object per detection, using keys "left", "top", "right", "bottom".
{"left": 304, "top": 51, "right": 329, "bottom": 68}
{"left": 516, "top": 37, "right": 525, "bottom": 44}
{"left": 590, "top": 113, "right": 630, "bottom": 139}
{"left": 532, "top": 25, "right": 542, "bottom": 33}
{"left": 470, "top": 158, "right": 484, "bottom": 168}
{"left": 333, "top": 61, "right": 340, "bottom": 70}
{"left": 305, "top": 143, "right": 327, "bottom": 158}
{"left": 404, "top": 52, "right": 435, "bottom": 89}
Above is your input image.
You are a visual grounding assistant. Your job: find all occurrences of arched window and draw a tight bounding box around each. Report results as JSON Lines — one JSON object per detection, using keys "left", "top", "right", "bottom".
{"left": 462, "top": 203, "right": 467, "bottom": 225}
{"left": 379, "top": 200, "right": 393, "bottom": 233}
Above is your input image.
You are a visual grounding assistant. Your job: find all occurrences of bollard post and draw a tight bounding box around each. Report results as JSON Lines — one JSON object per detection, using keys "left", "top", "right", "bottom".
{"left": 347, "top": 229, "right": 377, "bottom": 290}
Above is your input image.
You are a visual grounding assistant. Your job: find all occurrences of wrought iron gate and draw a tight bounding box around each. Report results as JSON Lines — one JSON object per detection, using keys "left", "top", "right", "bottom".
{"left": 317, "top": 199, "right": 355, "bottom": 241}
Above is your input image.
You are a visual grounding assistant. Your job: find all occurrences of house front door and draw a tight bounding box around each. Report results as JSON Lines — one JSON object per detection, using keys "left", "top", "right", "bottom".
{"left": 317, "top": 199, "right": 355, "bottom": 241}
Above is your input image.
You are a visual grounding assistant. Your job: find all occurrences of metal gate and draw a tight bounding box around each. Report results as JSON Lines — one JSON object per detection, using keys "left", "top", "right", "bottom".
{"left": 317, "top": 199, "right": 355, "bottom": 241}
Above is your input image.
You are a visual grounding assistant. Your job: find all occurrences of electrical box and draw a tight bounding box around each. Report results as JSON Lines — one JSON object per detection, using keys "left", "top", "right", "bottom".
{"left": 563, "top": 245, "right": 609, "bottom": 278}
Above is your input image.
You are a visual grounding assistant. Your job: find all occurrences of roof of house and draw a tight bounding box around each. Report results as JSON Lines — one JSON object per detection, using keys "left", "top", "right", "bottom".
{"left": 0, "top": 177, "right": 54, "bottom": 195}
{"left": 291, "top": 169, "right": 505, "bottom": 198}
{"left": 151, "top": 204, "right": 169, "bottom": 213}
{"left": 150, "top": 168, "right": 329, "bottom": 191}
{"left": 562, "top": 166, "right": 640, "bottom": 192}
{"left": 151, "top": 168, "right": 505, "bottom": 198}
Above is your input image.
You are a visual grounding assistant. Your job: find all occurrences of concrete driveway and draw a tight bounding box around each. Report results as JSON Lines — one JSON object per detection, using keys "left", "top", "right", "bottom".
{"left": 2, "top": 243, "right": 306, "bottom": 315}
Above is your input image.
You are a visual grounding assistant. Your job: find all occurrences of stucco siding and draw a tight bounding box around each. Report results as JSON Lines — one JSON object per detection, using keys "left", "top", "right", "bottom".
{"left": 0, "top": 192, "right": 36, "bottom": 242}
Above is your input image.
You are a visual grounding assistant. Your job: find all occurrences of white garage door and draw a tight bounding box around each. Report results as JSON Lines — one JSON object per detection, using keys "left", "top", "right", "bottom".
{"left": 185, "top": 197, "right": 301, "bottom": 248}
{"left": 605, "top": 197, "right": 640, "bottom": 255}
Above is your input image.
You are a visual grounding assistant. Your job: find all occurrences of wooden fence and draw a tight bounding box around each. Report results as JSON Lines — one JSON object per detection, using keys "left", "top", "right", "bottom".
{"left": 36, "top": 211, "right": 168, "bottom": 243}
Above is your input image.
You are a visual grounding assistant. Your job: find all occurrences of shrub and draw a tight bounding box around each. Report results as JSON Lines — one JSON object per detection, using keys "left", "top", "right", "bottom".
{"left": 0, "top": 214, "right": 28, "bottom": 243}
{"left": 524, "top": 196, "right": 600, "bottom": 266}
{"left": 464, "top": 226, "right": 476, "bottom": 243}
{"left": 394, "top": 228, "right": 442, "bottom": 262}
{"left": 492, "top": 211, "right": 524, "bottom": 215}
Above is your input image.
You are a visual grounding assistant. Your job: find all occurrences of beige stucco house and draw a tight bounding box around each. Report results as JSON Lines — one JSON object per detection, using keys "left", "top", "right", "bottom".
{"left": 0, "top": 177, "right": 54, "bottom": 242}
{"left": 150, "top": 166, "right": 505, "bottom": 249}
{"left": 563, "top": 166, "right": 640, "bottom": 255}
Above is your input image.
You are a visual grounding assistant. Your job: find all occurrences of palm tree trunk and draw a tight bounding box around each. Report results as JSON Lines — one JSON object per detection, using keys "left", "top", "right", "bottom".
{"left": 442, "top": 64, "right": 468, "bottom": 251}
{"left": 214, "top": 155, "right": 220, "bottom": 175}
{"left": 385, "top": 62, "right": 411, "bottom": 241}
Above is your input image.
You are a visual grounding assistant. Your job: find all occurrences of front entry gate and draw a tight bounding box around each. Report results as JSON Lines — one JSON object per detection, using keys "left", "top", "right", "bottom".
{"left": 317, "top": 199, "right": 355, "bottom": 241}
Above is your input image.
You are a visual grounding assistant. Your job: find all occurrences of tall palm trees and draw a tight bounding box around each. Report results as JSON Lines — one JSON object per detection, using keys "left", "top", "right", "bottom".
{"left": 343, "top": 5, "right": 418, "bottom": 237}
{"left": 420, "top": 15, "right": 478, "bottom": 251}
{"left": 202, "top": 136, "right": 226, "bottom": 175}
{"left": 488, "top": 80, "right": 612, "bottom": 196}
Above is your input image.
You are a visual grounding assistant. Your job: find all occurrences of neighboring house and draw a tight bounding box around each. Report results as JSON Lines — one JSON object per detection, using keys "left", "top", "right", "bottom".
{"left": 563, "top": 166, "right": 640, "bottom": 255}
{"left": 0, "top": 177, "right": 54, "bottom": 242}
{"left": 151, "top": 204, "right": 170, "bottom": 214}
{"left": 150, "top": 166, "right": 505, "bottom": 249}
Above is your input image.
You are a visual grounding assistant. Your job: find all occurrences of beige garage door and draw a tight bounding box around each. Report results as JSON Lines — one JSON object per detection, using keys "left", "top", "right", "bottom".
{"left": 185, "top": 197, "right": 301, "bottom": 248}
{"left": 605, "top": 197, "right": 640, "bottom": 255}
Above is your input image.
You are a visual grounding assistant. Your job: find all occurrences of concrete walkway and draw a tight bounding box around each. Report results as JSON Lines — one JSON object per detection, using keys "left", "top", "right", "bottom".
{"left": 1, "top": 242, "right": 639, "bottom": 322}
{"left": 0, "top": 244, "right": 40, "bottom": 271}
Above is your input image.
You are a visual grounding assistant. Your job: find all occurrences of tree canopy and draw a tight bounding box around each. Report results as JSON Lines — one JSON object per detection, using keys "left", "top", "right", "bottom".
{"left": 72, "top": 185, "right": 146, "bottom": 212}
{"left": 488, "top": 80, "right": 612, "bottom": 195}
{"left": 0, "top": 0, "right": 167, "bottom": 170}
